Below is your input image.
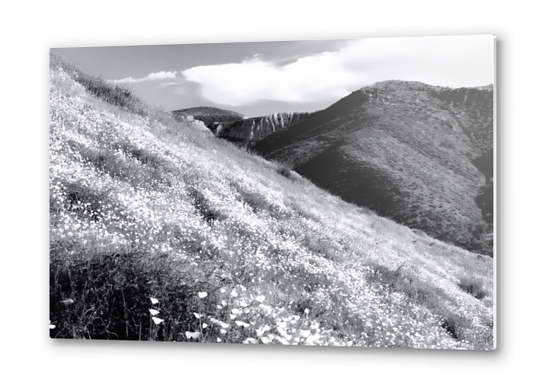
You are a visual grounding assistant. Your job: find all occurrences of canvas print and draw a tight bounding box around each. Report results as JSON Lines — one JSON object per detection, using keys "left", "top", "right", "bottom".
{"left": 49, "top": 35, "right": 495, "bottom": 349}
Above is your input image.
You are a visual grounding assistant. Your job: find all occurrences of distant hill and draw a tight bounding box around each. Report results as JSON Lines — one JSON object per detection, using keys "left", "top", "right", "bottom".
{"left": 213, "top": 112, "right": 310, "bottom": 146}
{"left": 254, "top": 80, "right": 494, "bottom": 255}
{"left": 172, "top": 106, "right": 245, "bottom": 128}
{"left": 173, "top": 107, "right": 310, "bottom": 147}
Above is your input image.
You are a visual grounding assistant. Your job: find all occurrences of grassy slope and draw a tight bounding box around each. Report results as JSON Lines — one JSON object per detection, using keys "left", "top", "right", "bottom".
{"left": 49, "top": 54, "right": 494, "bottom": 349}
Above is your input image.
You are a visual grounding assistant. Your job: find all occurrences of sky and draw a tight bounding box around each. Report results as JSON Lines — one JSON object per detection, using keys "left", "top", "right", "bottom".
{"left": 53, "top": 35, "right": 495, "bottom": 117}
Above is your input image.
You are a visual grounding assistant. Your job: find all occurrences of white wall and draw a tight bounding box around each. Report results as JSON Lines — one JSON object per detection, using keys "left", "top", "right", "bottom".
{"left": 2, "top": 1, "right": 538, "bottom": 382}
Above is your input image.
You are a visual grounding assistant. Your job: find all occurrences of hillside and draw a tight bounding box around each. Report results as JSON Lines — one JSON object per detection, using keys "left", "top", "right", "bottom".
{"left": 255, "top": 80, "right": 494, "bottom": 256}
{"left": 49, "top": 54, "right": 494, "bottom": 349}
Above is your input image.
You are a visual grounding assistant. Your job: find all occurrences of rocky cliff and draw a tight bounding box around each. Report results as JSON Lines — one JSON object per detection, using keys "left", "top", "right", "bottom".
{"left": 172, "top": 107, "right": 310, "bottom": 147}
{"left": 171, "top": 106, "right": 244, "bottom": 128}
{"left": 213, "top": 112, "right": 310, "bottom": 146}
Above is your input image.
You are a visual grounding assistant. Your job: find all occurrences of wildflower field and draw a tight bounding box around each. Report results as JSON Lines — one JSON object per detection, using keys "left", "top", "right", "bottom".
{"left": 49, "top": 53, "right": 494, "bottom": 349}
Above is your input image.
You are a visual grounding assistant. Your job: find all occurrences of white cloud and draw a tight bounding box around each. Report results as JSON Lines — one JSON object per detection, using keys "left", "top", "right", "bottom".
{"left": 181, "top": 35, "right": 494, "bottom": 107}
{"left": 110, "top": 71, "right": 178, "bottom": 84}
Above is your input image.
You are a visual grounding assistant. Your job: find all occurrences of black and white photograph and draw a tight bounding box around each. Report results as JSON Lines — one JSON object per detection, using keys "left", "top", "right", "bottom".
{"left": 49, "top": 35, "right": 495, "bottom": 349}
{"left": 9, "top": 0, "right": 542, "bottom": 381}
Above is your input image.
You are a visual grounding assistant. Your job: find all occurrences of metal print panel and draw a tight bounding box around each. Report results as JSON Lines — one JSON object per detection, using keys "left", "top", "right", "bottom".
{"left": 49, "top": 35, "right": 495, "bottom": 349}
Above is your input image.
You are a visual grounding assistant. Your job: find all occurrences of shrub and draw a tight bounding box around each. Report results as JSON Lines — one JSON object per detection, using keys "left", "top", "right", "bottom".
{"left": 59, "top": 181, "right": 110, "bottom": 223}
{"left": 277, "top": 165, "right": 293, "bottom": 178}
{"left": 187, "top": 188, "right": 222, "bottom": 223}
{"left": 50, "top": 250, "right": 204, "bottom": 340}
{"left": 458, "top": 275, "right": 489, "bottom": 300}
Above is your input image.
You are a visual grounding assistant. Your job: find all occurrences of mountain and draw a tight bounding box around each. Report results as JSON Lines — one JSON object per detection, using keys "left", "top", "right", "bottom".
{"left": 212, "top": 112, "right": 310, "bottom": 146}
{"left": 473, "top": 149, "right": 494, "bottom": 223}
{"left": 172, "top": 106, "right": 245, "bottom": 128}
{"left": 254, "top": 80, "right": 494, "bottom": 255}
{"left": 173, "top": 107, "right": 310, "bottom": 147}
{"left": 49, "top": 54, "right": 493, "bottom": 349}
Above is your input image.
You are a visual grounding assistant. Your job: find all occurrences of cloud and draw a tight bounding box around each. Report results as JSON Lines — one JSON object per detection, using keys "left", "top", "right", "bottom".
{"left": 180, "top": 35, "right": 494, "bottom": 107}
{"left": 110, "top": 71, "right": 179, "bottom": 84}
{"left": 157, "top": 79, "right": 187, "bottom": 88}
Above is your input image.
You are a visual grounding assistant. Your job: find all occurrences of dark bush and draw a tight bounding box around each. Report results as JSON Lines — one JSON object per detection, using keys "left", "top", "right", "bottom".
{"left": 50, "top": 251, "right": 203, "bottom": 340}
{"left": 75, "top": 75, "right": 148, "bottom": 117}
{"left": 458, "top": 277, "right": 488, "bottom": 300}
{"left": 277, "top": 165, "right": 293, "bottom": 179}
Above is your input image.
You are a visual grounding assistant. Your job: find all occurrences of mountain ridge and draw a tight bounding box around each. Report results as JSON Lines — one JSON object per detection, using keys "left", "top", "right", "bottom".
{"left": 213, "top": 111, "right": 310, "bottom": 145}
{"left": 254, "top": 80, "right": 494, "bottom": 255}
{"left": 172, "top": 106, "right": 245, "bottom": 128}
